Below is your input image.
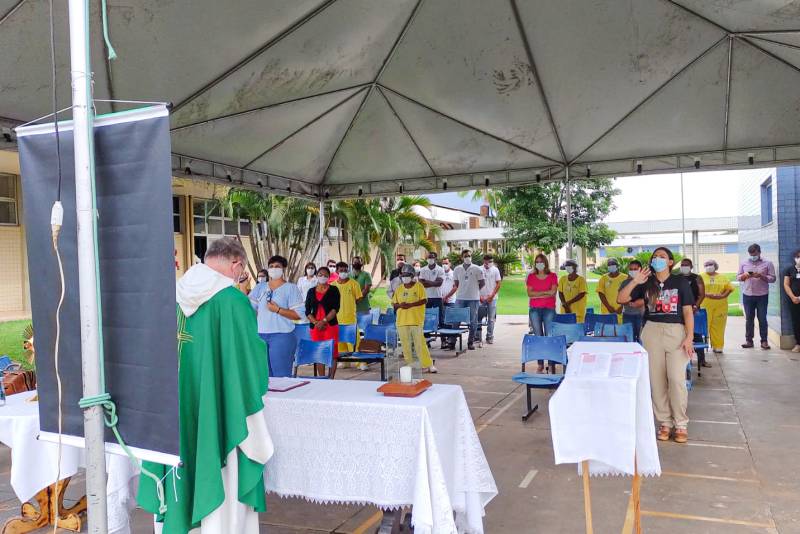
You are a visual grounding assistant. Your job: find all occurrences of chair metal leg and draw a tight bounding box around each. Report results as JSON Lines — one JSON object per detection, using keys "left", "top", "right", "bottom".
{"left": 380, "top": 360, "right": 386, "bottom": 382}
{"left": 455, "top": 334, "right": 466, "bottom": 356}
{"left": 522, "top": 386, "right": 539, "bottom": 421}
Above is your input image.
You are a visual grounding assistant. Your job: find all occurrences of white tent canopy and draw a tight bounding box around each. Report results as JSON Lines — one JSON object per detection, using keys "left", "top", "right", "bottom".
{"left": 2, "top": 0, "right": 800, "bottom": 198}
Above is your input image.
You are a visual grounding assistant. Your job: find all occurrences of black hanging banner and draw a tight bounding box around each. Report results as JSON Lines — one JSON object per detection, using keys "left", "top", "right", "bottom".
{"left": 16, "top": 106, "right": 179, "bottom": 462}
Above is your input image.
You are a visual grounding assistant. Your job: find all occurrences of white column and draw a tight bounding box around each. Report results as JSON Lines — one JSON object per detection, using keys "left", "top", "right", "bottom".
{"left": 317, "top": 199, "right": 327, "bottom": 266}
{"left": 566, "top": 166, "right": 573, "bottom": 260}
{"left": 68, "top": 0, "right": 108, "bottom": 532}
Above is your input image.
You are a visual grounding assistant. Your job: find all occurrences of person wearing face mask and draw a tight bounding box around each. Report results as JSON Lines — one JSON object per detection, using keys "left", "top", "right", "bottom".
{"left": 597, "top": 258, "right": 626, "bottom": 321}
{"left": 150, "top": 237, "right": 273, "bottom": 533}
{"left": 327, "top": 260, "right": 340, "bottom": 283}
{"left": 737, "top": 243, "right": 776, "bottom": 349}
{"left": 419, "top": 251, "right": 444, "bottom": 324}
{"left": 783, "top": 250, "right": 800, "bottom": 353}
{"left": 478, "top": 254, "right": 503, "bottom": 345}
{"left": 451, "top": 249, "right": 485, "bottom": 350}
{"left": 351, "top": 256, "right": 373, "bottom": 319}
{"left": 619, "top": 260, "right": 645, "bottom": 342}
{"left": 701, "top": 260, "right": 733, "bottom": 354}
{"left": 680, "top": 258, "right": 707, "bottom": 370}
{"left": 527, "top": 253, "right": 558, "bottom": 372}
{"left": 332, "top": 261, "right": 363, "bottom": 354}
{"left": 618, "top": 247, "right": 695, "bottom": 443}
{"left": 387, "top": 254, "right": 406, "bottom": 299}
{"left": 391, "top": 265, "right": 437, "bottom": 373}
{"left": 557, "top": 259, "right": 587, "bottom": 323}
{"left": 305, "top": 266, "right": 341, "bottom": 377}
{"left": 439, "top": 258, "right": 458, "bottom": 349}
{"left": 297, "top": 263, "right": 318, "bottom": 317}
{"left": 249, "top": 256, "right": 304, "bottom": 378}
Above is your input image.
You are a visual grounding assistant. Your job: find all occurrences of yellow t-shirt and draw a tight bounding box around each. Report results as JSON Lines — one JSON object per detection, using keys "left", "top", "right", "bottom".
{"left": 332, "top": 278, "right": 362, "bottom": 325}
{"left": 597, "top": 273, "right": 628, "bottom": 314}
{"left": 700, "top": 273, "right": 733, "bottom": 306}
{"left": 558, "top": 274, "right": 588, "bottom": 321}
{"left": 391, "top": 281, "right": 427, "bottom": 327}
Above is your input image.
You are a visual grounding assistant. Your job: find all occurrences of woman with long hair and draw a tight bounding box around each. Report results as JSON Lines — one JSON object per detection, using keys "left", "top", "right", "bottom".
{"left": 618, "top": 247, "right": 696, "bottom": 443}
{"left": 526, "top": 253, "right": 558, "bottom": 373}
{"left": 305, "top": 266, "right": 340, "bottom": 377}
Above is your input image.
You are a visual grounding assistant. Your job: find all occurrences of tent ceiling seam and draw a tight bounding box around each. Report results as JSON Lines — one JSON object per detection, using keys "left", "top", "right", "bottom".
{"left": 0, "top": 0, "right": 25, "bottom": 27}
{"left": 170, "top": 0, "right": 339, "bottom": 115}
{"left": 509, "top": 0, "right": 567, "bottom": 164}
{"left": 170, "top": 83, "right": 371, "bottom": 132}
{"left": 739, "top": 36, "right": 800, "bottom": 75}
{"left": 241, "top": 85, "right": 367, "bottom": 169}
{"left": 321, "top": 0, "right": 425, "bottom": 181}
{"left": 378, "top": 84, "right": 562, "bottom": 165}
{"left": 746, "top": 35, "right": 800, "bottom": 53}
{"left": 569, "top": 36, "right": 727, "bottom": 164}
{"left": 377, "top": 85, "right": 437, "bottom": 177}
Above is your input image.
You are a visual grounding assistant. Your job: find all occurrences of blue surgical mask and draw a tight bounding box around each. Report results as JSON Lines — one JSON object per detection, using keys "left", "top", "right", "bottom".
{"left": 651, "top": 258, "right": 669, "bottom": 273}
{"left": 608, "top": 265, "right": 618, "bottom": 273}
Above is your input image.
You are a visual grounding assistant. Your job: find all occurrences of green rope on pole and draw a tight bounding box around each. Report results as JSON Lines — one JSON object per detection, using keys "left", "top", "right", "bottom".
{"left": 79, "top": 394, "right": 167, "bottom": 514}
{"left": 100, "top": 0, "right": 117, "bottom": 60}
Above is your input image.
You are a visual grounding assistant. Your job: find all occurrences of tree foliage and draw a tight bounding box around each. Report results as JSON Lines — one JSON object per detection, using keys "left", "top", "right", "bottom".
{"left": 496, "top": 178, "right": 619, "bottom": 254}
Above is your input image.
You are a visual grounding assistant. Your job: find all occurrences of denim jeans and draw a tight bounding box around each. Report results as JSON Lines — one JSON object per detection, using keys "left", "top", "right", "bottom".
{"left": 259, "top": 331, "right": 297, "bottom": 378}
{"left": 477, "top": 300, "right": 497, "bottom": 341}
{"left": 529, "top": 307, "right": 555, "bottom": 365}
{"left": 456, "top": 299, "right": 480, "bottom": 344}
{"left": 742, "top": 294, "right": 769, "bottom": 342}
{"left": 622, "top": 313, "right": 643, "bottom": 342}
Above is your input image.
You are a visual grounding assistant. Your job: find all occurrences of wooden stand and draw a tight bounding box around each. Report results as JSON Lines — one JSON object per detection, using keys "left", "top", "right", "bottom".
{"left": 580, "top": 458, "right": 643, "bottom": 534}
{"left": 2, "top": 478, "right": 86, "bottom": 534}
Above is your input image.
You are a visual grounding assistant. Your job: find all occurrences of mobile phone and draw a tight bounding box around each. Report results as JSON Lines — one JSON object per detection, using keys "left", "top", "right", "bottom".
{"left": 747, "top": 271, "right": 754, "bottom": 275}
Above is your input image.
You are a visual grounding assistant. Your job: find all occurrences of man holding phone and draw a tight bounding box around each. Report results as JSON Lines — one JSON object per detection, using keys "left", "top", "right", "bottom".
{"left": 737, "top": 243, "right": 776, "bottom": 349}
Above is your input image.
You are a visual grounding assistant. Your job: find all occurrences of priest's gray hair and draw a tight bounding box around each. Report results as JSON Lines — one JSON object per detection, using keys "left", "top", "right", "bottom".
{"left": 205, "top": 237, "right": 247, "bottom": 262}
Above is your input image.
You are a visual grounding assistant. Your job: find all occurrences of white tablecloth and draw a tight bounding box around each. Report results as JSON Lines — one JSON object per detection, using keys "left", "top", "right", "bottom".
{"left": 262, "top": 380, "right": 497, "bottom": 534}
{"left": 549, "top": 342, "right": 660, "bottom": 477}
{"left": 0, "top": 391, "right": 140, "bottom": 533}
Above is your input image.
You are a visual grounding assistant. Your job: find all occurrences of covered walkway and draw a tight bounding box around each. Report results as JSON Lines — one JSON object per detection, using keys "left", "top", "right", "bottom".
{"left": 1, "top": 316, "right": 795, "bottom": 533}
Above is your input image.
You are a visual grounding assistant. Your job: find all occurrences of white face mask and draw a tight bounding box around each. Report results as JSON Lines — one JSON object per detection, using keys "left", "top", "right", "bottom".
{"left": 704, "top": 265, "right": 715, "bottom": 273}
{"left": 306, "top": 268, "right": 316, "bottom": 276}
{"left": 257, "top": 276, "right": 267, "bottom": 284}
{"left": 535, "top": 262, "right": 545, "bottom": 272}
{"left": 680, "top": 266, "right": 691, "bottom": 275}
{"left": 338, "top": 271, "right": 349, "bottom": 280}
{"left": 462, "top": 256, "right": 472, "bottom": 265}
{"left": 443, "top": 264, "right": 451, "bottom": 272}
{"left": 317, "top": 276, "right": 329, "bottom": 285}
{"left": 267, "top": 268, "right": 283, "bottom": 280}
{"left": 749, "top": 255, "right": 760, "bottom": 262}
{"left": 795, "top": 257, "right": 800, "bottom": 266}
{"left": 628, "top": 269, "right": 639, "bottom": 276}
{"left": 427, "top": 259, "right": 436, "bottom": 266}
{"left": 608, "top": 265, "right": 618, "bottom": 273}
{"left": 401, "top": 276, "right": 413, "bottom": 284}
{"left": 565, "top": 266, "right": 575, "bottom": 274}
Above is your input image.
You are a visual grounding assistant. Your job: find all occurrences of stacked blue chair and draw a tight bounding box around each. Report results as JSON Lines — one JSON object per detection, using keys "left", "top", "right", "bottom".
{"left": 423, "top": 313, "right": 439, "bottom": 336}
{"left": 553, "top": 313, "right": 577, "bottom": 324}
{"left": 593, "top": 322, "right": 634, "bottom": 343}
{"left": 584, "top": 312, "right": 618, "bottom": 334}
{"left": 357, "top": 312, "right": 374, "bottom": 334}
{"left": 341, "top": 324, "right": 391, "bottom": 380}
{"left": 437, "top": 306, "right": 471, "bottom": 355}
{"left": 512, "top": 335, "right": 568, "bottom": 421}
{"left": 548, "top": 322, "right": 584, "bottom": 346}
{"left": 378, "top": 313, "right": 396, "bottom": 326}
{"left": 336, "top": 323, "right": 358, "bottom": 357}
{"left": 293, "top": 339, "right": 334, "bottom": 379}
{"left": 693, "top": 309, "right": 711, "bottom": 378}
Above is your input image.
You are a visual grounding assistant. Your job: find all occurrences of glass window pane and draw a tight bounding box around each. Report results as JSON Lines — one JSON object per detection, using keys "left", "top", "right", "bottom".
{"left": 193, "top": 216, "right": 206, "bottom": 235}
{"left": 0, "top": 200, "right": 17, "bottom": 224}
{"left": 207, "top": 218, "right": 223, "bottom": 235}
{"left": 224, "top": 219, "right": 237, "bottom": 236}
{"left": 173, "top": 215, "right": 182, "bottom": 233}
{"left": 0, "top": 175, "right": 14, "bottom": 199}
{"left": 206, "top": 202, "right": 221, "bottom": 217}
{"left": 192, "top": 199, "right": 206, "bottom": 218}
{"left": 173, "top": 196, "right": 181, "bottom": 215}
{"left": 239, "top": 221, "right": 251, "bottom": 235}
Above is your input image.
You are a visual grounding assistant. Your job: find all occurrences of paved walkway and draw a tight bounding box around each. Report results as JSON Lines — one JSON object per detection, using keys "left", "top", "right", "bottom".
{"left": 0, "top": 316, "right": 798, "bottom": 533}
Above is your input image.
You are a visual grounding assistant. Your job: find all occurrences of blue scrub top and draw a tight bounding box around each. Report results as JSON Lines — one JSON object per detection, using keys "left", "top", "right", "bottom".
{"left": 249, "top": 281, "right": 305, "bottom": 334}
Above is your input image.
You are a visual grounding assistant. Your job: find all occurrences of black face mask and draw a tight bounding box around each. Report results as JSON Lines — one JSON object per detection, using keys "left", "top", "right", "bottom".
{"left": 353, "top": 263, "right": 362, "bottom": 270}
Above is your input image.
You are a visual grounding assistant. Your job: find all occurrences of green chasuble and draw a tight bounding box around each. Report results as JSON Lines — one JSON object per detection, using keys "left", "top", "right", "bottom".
{"left": 138, "top": 286, "right": 269, "bottom": 534}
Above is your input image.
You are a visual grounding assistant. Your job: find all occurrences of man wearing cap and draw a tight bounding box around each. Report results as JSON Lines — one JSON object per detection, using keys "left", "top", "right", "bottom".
{"left": 597, "top": 258, "right": 626, "bottom": 321}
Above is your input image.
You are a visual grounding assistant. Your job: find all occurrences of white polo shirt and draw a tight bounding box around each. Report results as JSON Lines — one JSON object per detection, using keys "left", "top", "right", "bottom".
{"left": 440, "top": 269, "right": 456, "bottom": 304}
{"left": 453, "top": 263, "right": 485, "bottom": 301}
{"left": 418, "top": 264, "right": 445, "bottom": 299}
{"left": 480, "top": 264, "right": 502, "bottom": 302}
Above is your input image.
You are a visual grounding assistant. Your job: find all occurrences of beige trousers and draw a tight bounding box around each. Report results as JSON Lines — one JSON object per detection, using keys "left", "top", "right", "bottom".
{"left": 641, "top": 321, "right": 690, "bottom": 429}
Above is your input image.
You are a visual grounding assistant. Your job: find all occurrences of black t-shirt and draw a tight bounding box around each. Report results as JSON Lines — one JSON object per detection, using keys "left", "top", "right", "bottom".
{"left": 630, "top": 274, "right": 695, "bottom": 324}
{"left": 685, "top": 273, "right": 701, "bottom": 302}
{"left": 784, "top": 265, "right": 800, "bottom": 297}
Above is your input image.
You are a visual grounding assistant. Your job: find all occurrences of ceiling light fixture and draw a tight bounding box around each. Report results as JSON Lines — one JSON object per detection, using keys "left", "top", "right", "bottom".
{"left": 636, "top": 161, "right": 642, "bottom": 174}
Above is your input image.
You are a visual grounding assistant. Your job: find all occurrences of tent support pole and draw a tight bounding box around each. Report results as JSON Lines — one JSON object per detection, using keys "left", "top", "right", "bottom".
{"left": 317, "top": 198, "right": 327, "bottom": 266}
{"left": 566, "top": 167, "right": 573, "bottom": 260}
{"left": 68, "top": 0, "right": 108, "bottom": 532}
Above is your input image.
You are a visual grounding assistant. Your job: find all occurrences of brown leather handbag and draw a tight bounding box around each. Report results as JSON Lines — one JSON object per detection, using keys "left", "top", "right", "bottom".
{"left": 3, "top": 364, "right": 37, "bottom": 395}
{"left": 357, "top": 339, "right": 383, "bottom": 354}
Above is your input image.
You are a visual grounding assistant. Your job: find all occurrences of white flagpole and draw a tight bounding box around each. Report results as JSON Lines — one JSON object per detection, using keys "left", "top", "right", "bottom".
{"left": 68, "top": 0, "right": 109, "bottom": 531}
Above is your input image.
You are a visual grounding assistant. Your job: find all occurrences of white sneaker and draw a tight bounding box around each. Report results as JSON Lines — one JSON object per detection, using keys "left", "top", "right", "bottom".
{"left": 427, "top": 365, "right": 438, "bottom": 374}
{"left": 357, "top": 363, "right": 369, "bottom": 371}
{"left": 792, "top": 345, "right": 800, "bottom": 353}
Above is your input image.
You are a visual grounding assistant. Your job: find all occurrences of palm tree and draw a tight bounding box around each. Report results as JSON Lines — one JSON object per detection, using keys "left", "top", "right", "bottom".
{"left": 457, "top": 189, "right": 502, "bottom": 224}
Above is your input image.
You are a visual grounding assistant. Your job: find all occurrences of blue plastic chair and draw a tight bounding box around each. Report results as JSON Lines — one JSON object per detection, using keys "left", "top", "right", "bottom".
{"left": 293, "top": 339, "right": 334, "bottom": 379}
{"left": 337, "top": 323, "right": 358, "bottom": 357}
{"left": 584, "top": 312, "right": 618, "bottom": 334}
{"left": 593, "top": 322, "right": 634, "bottom": 343}
{"left": 357, "top": 313, "right": 373, "bottom": 334}
{"left": 686, "top": 360, "right": 694, "bottom": 391}
{"left": 437, "top": 306, "right": 471, "bottom": 354}
{"left": 577, "top": 336, "right": 627, "bottom": 343}
{"left": 693, "top": 309, "right": 710, "bottom": 350}
{"left": 341, "top": 324, "right": 390, "bottom": 380}
{"left": 553, "top": 313, "right": 577, "bottom": 324}
{"left": 423, "top": 313, "right": 439, "bottom": 335}
{"left": 293, "top": 326, "right": 312, "bottom": 360}
{"left": 0, "top": 356, "right": 12, "bottom": 371}
{"left": 548, "top": 322, "right": 584, "bottom": 346}
{"left": 585, "top": 308, "right": 594, "bottom": 315}
{"left": 379, "top": 313, "right": 396, "bottom": 325}
{"left": 512, "top": 335, "right": 568, "bottom": 421}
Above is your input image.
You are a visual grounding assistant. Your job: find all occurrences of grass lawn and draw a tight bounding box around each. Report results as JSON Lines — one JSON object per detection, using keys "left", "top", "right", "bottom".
{"left": 0, "top": 320, "right": 30, "bottom": 365}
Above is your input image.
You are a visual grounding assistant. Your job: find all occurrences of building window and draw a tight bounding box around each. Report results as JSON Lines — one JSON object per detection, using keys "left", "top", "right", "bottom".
{"left": 172, "top": 195, "right": 184, "bottom": 233}
{"left": 0, "top": 174, "right": 17, "bottom": 225}
{"left": 761, "top": 177, "right": 773, "bottom": 226}
{"left": 191, "top": 199, "right": 249, "bottom": 236}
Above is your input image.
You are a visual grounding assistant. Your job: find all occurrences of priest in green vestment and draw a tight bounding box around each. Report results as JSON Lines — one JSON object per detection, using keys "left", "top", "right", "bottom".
{"left": 138, "top": 237, "right": 273, "bottom": 534}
